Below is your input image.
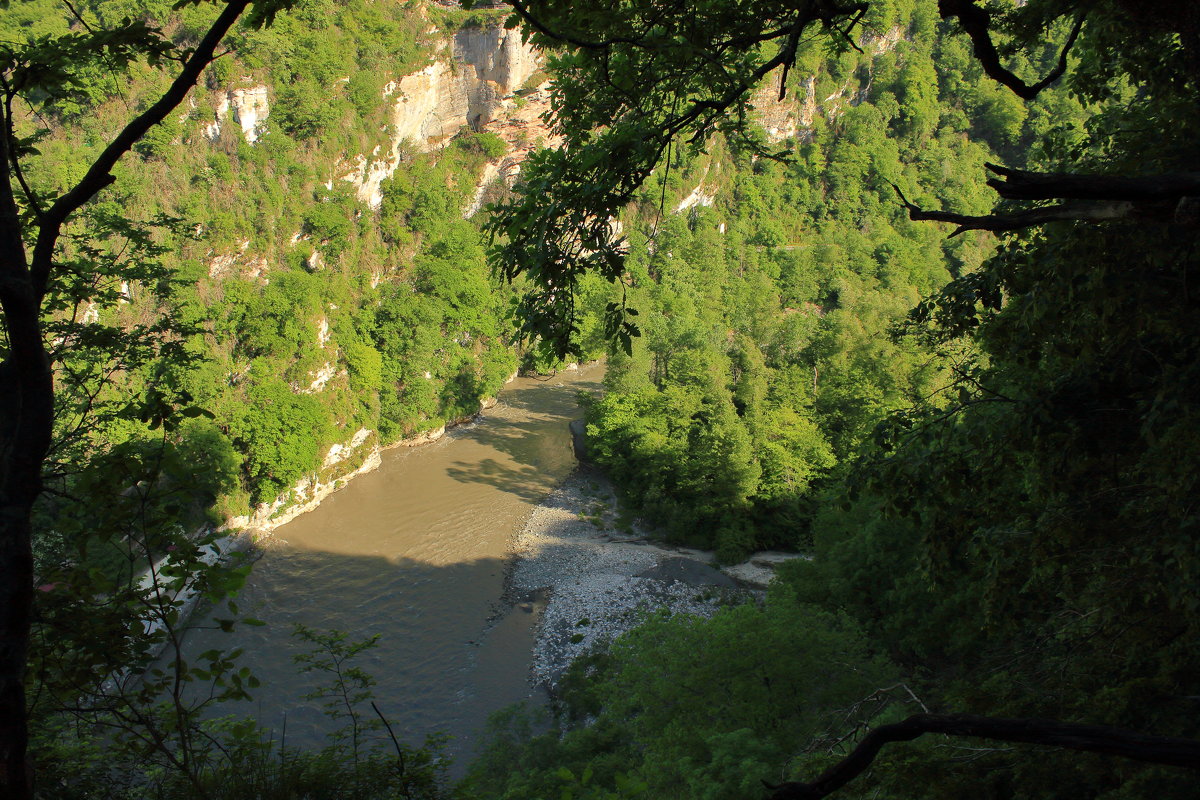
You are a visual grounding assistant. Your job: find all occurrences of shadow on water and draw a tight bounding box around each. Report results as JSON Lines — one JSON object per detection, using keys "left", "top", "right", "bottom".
{"left": 442, "top": 370, "right": 603, "bottom": 502}
{"left": 178, "top": 549, "right": 546, "bottom": 778}
{"left": 488, "top": 370, "right": 603, "bottom": 415}
{"left": 168, "top": 365, "right": 606, "bottom": 779}
{"left": 444, "top": 457, "right": 560, "bottom": 504}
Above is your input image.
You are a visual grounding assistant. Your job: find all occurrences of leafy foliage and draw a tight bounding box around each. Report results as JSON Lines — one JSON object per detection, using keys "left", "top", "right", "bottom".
{"left": 470, "top": 0, "right": 1200, "bottom": 798}
{"left": 464, "top": 599, "right": 897, "bottom": 800}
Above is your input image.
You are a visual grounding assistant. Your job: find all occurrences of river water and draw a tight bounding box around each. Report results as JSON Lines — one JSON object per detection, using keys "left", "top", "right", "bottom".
{"left": 178, "top": 364, "right": 602, "bottom": 768}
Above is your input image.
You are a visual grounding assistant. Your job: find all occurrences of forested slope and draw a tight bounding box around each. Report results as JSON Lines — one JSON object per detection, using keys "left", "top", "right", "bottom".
{"left": 10, "top": 0, "right": 553, "bottom": 556}
{"left": 575, "top": 1, "right": 1081, "bottom": 561}
{"left": 466, "top": 0, "right": 1200, "bottom": 798}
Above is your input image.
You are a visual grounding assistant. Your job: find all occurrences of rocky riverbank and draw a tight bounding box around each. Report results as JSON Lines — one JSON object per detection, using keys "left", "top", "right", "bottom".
{"left": 508, "top": 470, "right": 805, "bottom": 688}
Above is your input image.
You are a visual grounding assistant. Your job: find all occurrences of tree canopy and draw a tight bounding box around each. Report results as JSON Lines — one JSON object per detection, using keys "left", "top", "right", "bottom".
{"left": 470, "top": 0, "right": 1200, "bottom": 796}
{"left": 2, "top": 0, "right": 1199, "bottom": 796}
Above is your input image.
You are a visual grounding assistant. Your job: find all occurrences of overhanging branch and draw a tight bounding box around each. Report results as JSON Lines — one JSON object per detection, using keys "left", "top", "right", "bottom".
{"left": 939, "top": 0, "right": 1085, "bottom": 100}
{"left": 767, "top": 714, "right": 1200, "bottom": 800}
{"left": 29, "top": 0, "right": 253, "bottom": 303}
{"left": 985, "top": 163, "right": 1200, "bottom": 201}
{"left": 507, "top": 0, "right": 647, "bottom": 49}
{"left": 893, "top": 171, "right": 1200, "bottom": 236}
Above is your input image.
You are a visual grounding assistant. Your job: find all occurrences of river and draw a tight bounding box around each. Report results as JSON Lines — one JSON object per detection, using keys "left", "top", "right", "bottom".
{"left": 177, "top": 363, "right": 603, "bottom": 769}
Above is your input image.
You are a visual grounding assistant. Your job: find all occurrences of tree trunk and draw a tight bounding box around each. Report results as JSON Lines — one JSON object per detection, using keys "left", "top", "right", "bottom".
{"left": 0, "top": 83, "right": 52, "bottom": 794}
{"left": 0, "top": 184, "right": 50, "bottom": 800}
{"left": 0, "top": 490, "right": 38, "bottom": 800}
{"left": 0, "top": 4, "right": 253, "bottom": 792}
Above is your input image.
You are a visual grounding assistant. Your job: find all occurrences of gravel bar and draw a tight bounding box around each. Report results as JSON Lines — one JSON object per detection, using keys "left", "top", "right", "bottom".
{"left": 509, "top": 471, "right": 745, "bottom": 688}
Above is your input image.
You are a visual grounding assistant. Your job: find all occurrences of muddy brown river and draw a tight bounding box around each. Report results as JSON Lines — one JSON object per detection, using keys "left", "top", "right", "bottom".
{"left": 178, "top": 364, "right": 603, "bottom": 770}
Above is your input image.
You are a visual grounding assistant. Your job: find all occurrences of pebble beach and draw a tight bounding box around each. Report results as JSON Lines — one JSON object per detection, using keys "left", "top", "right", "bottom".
{"left": 507, "top": 469, "right": 805, "bottom": 688}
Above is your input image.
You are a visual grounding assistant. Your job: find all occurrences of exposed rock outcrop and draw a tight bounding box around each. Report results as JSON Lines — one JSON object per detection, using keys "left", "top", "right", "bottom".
{"left": 230, "top": 85, "right": 270, "bottom": 143}
{"left": 207, "top": 239, "right": 268, "bottom": 282}
{"left": 462, "top": 80, "right": 560, "bottom": 217}
{"left": 203, "top": 93, "right": 229, "bottom": 141}
{"left": 391, "top": 25, "right": 540, "bottom": 146}
{"left": 203, "top": 82, "right": 270, "bottom": 143}
{"left": 676, "top": 183, "right": 716, "bottom": 213}
{"left": 342, "top": 24, "right": 543, "bottom": 209}
{"left": 751, "top": 25, "right": 904, "bottom": 143}
{"left": 303, "top": 361, "right": 339, "bottom": 393}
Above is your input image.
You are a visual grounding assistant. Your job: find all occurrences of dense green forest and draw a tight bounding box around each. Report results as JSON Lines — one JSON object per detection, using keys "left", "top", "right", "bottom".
{"left": 471, "top": 0, "right": 1200, "bottom": 797}
{"left": 1, "top": 0, "right": 1198, "bottom": 797}
{"left": 18, "top": 0, "right": 538, "bottom": 536}
{"left": 576, "top": 9, "right": 1023, "bottom": 560}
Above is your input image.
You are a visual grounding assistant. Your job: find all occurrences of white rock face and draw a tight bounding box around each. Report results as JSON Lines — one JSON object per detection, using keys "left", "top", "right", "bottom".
{"left": 230, "top": 85, "right": 270, "bottom": 143}
{"left": 454, "top": 24, "right": 541, "bottom": 96}
{"left": 204, "top": 84, "right": 270, "bottom": 143}
{"left": 203, "top": 93, "right": 230, "bottom": 141}
{"left": 225, "top": 449, "right": 383, "bottom": 535}
{"left": 676, "top": 184, "right": 715, "bottom": 213}
{"left": 207, "top": 253, "right": 236, "bottom": 279}
{"left": 462, "top": 160, "right": 502, "bottom": 218}
{"left": 390, "top": 27, "right": 536, "bottom": 149}
{"left": 863, "top": 24, "right": 904, "bottom": 55}
{"left": 305, "top": 361, "right": 338, "bottom": 393}
{"left": 393, "top": 62, "right": 471, "bottom": 146}
{"left": 340, "top": 152, "right": 399, "bottom": 210}
{"left": 323, "top": 428, "right": 372, "bottom": 469}
{"left": 799, "top": 76, "right": 818, "bottom": 129}
{"left": 341, "top": 25, "right": 541, "bottom": 209}
{"left": 207, "top": 240, "right": 268, "bottom": 282}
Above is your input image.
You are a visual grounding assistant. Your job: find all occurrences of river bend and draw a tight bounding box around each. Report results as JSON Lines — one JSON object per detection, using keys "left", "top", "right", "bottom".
{"left": 178, "top": 364, "right": 603, "bottom": 765}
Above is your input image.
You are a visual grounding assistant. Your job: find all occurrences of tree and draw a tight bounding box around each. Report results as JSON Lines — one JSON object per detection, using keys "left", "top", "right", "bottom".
{"left": 485, "top": 0, "right": 1200, "bottom": 795}
{"left": 0, "top": 1, "right": 292, "bottom": 795}
{"left": 484, "top": 0, "right": 1196, "bottom": 352}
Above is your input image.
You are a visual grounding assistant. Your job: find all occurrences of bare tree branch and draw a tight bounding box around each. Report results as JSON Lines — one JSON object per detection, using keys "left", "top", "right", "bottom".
{"left": 507, "top": 0, "right": 647, "bottom": 49}
{"left": 984, "top": 163, "right": 1200, "bottom": 201}
{"left": 939, "top": 0, "right": 1085, "bottom": 100}
{"left": 766, "top": 714, "right": 1200, "bottom": 800}
{"left": 893, "top": 166, "right": 1200, "bottom": 236}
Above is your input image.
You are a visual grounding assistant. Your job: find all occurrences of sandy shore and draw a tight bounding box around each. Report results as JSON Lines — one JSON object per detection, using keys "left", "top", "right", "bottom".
{"left": 508, "top": 469, "right": 805, "bottom": 688}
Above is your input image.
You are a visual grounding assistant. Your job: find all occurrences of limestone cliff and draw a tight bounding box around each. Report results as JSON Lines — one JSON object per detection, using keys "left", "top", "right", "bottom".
{"left": 750, "top": 25, "right": 904, "bottom": 144}
{"left": 198, "top": 23, "right": 545, "bottom": 210}
{"left": 343, "top": 24, "right": 544, "bottom": 209}
{"left": 203, "top": 81, "right": 271, "bottom": 143}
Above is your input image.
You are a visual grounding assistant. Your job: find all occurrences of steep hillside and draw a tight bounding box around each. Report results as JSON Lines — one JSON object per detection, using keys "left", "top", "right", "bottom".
{"left": 14, "top": 1, "right": 565, "bottom": 545}
{"left": 569, "top": 2, "right": 1074, "bottom": 560}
